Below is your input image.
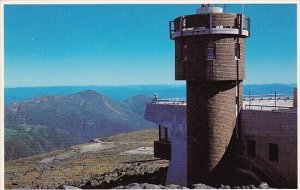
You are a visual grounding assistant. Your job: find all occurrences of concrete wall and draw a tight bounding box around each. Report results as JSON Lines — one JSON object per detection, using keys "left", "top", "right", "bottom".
{"left": 144, "top": 103, "right": 187, "bottom": 186}
{"left": 240, "top": 110, "right": 297, "bottom": 188}
{"left": 145, "top": 103, "right": 297, "bottom": 188}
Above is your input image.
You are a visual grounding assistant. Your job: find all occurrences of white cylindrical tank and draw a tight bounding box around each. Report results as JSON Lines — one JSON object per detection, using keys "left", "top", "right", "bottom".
{"left": 196, "top": 6, "right": 223, "bottom": 14}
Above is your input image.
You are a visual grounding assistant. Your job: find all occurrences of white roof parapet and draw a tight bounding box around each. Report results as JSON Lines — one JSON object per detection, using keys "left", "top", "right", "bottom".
{"left": 170, "top": 28, "right": 249, "bottom": 39}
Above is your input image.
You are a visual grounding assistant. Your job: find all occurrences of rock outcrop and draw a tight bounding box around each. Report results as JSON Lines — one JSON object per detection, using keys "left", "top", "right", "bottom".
{"left": 79, "top": 162, "right": 168, "bottom": 189}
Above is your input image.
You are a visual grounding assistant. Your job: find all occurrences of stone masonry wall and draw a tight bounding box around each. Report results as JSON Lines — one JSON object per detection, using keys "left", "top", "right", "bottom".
{"left": 186, "top": 81, "right": 239, "bottom": 185}
{"left": 174, "top": 13, "right": 245, "bottom": 81}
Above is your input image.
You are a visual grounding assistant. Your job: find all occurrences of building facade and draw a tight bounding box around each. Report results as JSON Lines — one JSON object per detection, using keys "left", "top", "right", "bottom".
{"left": 144, "top": 5, "right": 297, "bottom": 188}
{"left": 145, "top": 99, "right": 297, "bottom": 188}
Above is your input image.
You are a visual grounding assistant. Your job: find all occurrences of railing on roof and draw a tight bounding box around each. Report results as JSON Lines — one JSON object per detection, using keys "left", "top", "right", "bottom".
{"left": 151, "top": 98, "right": 186, "bottom": 105}
{"left": 243, "top": 94, "right": 293, "bottom": 101}
{"left": 244, "top": 104, "right": 293, "bottom": 111}
{"left": 150, "top": 94, "right": 294, "bottom": 109}
{"left": 169, "top": 13, "right": 250, "bottom": 40}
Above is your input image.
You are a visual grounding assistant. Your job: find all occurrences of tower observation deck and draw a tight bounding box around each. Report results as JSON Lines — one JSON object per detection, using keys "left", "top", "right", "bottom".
{"left": 169, "top": 5, "right": 250, "bottom": 185}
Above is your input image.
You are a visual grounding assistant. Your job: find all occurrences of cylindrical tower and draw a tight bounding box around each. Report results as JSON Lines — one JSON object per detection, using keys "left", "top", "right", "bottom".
{"left": 169, "top": 5, "right": 250, "bottom": 185}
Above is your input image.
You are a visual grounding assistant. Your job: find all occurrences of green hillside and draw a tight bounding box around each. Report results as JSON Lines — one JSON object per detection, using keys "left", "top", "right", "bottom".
{"left": 5, "top": 124, "right": 76, "bottom": 160}
{"left": 5, "top": 90, "right": 155, "bottom": 160}
{"left": 122, "top": 94, "right": 152, "bottom": 116}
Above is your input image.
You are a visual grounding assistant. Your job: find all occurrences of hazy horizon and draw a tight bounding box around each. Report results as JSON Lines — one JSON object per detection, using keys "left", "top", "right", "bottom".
{"left": 5, "top": 83, "right": 296, "bottom": 106}
{"left": 4, "top": 82, "right": 297, "bottom": 89}
{"left": 4, "top": 82, "right": 186, "bottom": 88}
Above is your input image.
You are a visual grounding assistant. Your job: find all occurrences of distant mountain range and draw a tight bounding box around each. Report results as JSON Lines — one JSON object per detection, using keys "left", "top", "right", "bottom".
{"left": 4, "top": 84, "right": 296, "bottom": 105}
{"left": 5, "top": 90, "right": 154, "bottom": 160}
{"left": 4, "top": 85, "right": 185, "bottom": 106}
{"left": 122, "top": 95, "right": 153, "bottom": 116}
{"left": 4, "top": 84, "right": 297, "bottom": 160}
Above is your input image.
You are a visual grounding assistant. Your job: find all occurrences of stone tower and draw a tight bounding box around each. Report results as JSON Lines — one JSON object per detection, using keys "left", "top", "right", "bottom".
{"left": 169, "top": 5, "right": 250, "bottom": 185}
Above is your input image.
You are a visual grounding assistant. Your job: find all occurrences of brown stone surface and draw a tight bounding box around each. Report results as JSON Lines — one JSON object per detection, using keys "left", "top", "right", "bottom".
{"left": 171, "top": 11, "right": 249, "bottom": 186}
{"left": 186, "top": 81, "right": 240, "bottom": 185}
{"left": 175, "top": 36, "right": 245, "bottom": 81}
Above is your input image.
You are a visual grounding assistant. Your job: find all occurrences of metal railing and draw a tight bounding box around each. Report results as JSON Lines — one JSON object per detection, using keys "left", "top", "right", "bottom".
{"left": 151, "top": 98, "right": 186, "bottom": 105}
{"left": 169, "top": 20, "right": 175, "bottom": 39}
{"left": 243, "top": 94, "right": 293, "bottom": 101}
{"left": 169, "top": 14, "right": 250, "bottom": 39}
{"left": 150, "top": 93, "right": 294, "bottom": 109}
{"left": 244, "top": 17, "right": 251, "bottom": 36}
{"left": 244, "top": 104, "right": 293, "bottom": 111}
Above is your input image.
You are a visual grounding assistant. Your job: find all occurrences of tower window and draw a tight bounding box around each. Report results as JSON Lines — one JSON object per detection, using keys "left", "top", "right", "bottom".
{"left": 247, "top": 140, "right": 256, "bottom": 158}
{"left": 235, "top": 43, "right": 240, "bottom": 60}
{"left": 207, "top": 43, "right": 216, "bottom": 61}
{"left": 159, "top": 125, "right": 169, "bottom": 142}
{"left": 183, "top": 44, "right": 188, "bottom": 62}
{"left": 269, "top": 143, "right": 279, "bottom": 162}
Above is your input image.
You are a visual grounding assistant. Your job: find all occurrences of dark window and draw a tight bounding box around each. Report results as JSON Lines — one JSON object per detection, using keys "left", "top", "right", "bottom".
{"left": 159, "top": 125, "right": 168, "bottom": 142}
{"left": 183, "top": 44, "right": 188, "bottom": 62}
{"left": 207, "top": 43, "right": 216, "bottom": 61}
{"left": 247, "top": 140, "right": 256, "bottom": 158}
{"left": 235, "top": 43, "right": 240, "bottom": 60}
{"left": 269, "top": 143, "right": 279, "bottom": 162}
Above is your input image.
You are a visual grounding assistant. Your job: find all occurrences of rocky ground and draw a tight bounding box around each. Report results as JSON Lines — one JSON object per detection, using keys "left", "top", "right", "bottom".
{"left": 60, "top": 162, "right": 270, "bottom": 189}
{"left": 5, "top": 129, "right": 168, "bottom": 189}
{"left": 112, "top": 182, "right": 270, "bottom": 189}
{"left": 5, "top": 129, "right": 272, "bottom": 189}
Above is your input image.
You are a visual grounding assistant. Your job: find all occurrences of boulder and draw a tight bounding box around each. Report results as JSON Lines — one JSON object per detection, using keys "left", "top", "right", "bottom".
{"left": 141, "top": 183, "right": 162, "bottom": 189}
{"left": 192, "top": 183, "right": 215, "bottom": 189}
{"left": 258, "top": 182, "right": 269, "bottom": 189}
{"left": 114, "top": 185, "right": 125, "bottom": 189}
{"left": 62, "top": 185, "right": 81, "bottom": 189}
{"left": 219, "top": 184, "right": 231, "bottom": 189}
{"left": 165, "top": 184, "right": 185, "bottom": 189}
{"left": 125, "top": 183, "right": 143, "bottom": 189}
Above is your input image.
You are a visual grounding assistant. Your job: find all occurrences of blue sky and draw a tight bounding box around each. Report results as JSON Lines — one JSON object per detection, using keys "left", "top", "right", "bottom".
{"left": 4, "top": 4, "right": 297, "bottom": 87}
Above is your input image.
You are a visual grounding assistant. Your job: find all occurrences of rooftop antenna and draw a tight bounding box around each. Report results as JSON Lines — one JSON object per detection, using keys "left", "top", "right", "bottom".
{"left": 242, "top": 4, "right": 245, "bottom": 15}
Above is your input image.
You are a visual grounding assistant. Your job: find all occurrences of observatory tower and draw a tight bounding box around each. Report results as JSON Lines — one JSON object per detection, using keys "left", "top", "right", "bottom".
{"left": 169, "top": 4, "right": 250, "bottom": 185}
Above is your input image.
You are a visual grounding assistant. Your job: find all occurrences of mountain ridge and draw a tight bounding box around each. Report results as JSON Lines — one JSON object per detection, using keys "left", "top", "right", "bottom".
{"left": 5, "top": 90, "right": 155, "bottom": 160}
{"left": 5, "top": 84, "right": 296, "bottom": 105}
{"left": 122, "top": 94, "right": 152, "bottom": 116}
